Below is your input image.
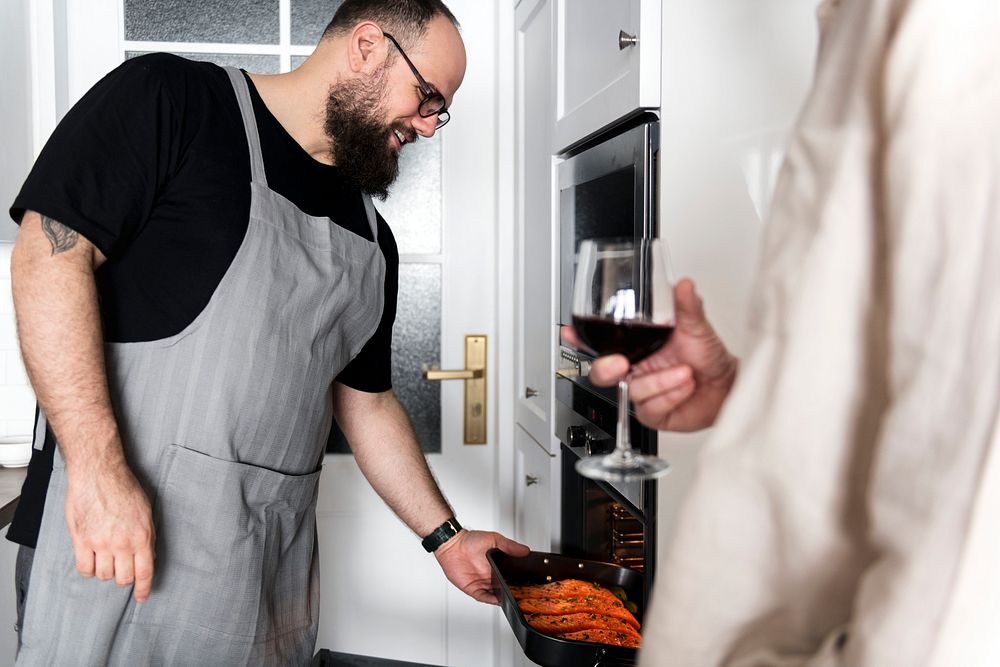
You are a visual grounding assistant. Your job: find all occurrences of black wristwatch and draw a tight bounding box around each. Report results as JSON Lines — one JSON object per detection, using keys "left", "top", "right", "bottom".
{"left": 421, "top": 517, "right": 463, "bottom": 553}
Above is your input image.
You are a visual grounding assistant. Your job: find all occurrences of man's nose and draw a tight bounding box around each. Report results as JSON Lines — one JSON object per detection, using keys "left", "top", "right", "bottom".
{"left": 412, "top": 114, "right": 438, "bottom": 138}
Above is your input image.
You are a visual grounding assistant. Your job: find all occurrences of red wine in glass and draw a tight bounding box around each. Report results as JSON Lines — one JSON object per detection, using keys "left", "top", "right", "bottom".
{"left": 571, "top": 316, "right": 674, "bottom": 364}
{"left": 571, "top": 237, "right": 673, "bottom": 482}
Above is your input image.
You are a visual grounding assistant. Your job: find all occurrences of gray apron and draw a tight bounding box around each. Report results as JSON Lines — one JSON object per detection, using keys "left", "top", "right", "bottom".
{"left": 16, "top": 67, "right": 386, "bottom": 666}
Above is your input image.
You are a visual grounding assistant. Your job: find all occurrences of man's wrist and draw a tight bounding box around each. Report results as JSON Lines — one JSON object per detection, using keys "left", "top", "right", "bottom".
{"left": 421, "top": 517, "right": 462, "bottom": 553}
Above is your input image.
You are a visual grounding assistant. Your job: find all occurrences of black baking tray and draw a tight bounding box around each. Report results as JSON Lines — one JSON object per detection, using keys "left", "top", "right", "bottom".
{"left": 488, "top": 549, "right": 643, "bottom": 667}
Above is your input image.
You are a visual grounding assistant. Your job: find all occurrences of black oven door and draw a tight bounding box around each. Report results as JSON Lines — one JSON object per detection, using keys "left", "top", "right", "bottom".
{"left": 558, "top": 118, "right": 659, "bottom": 325}
{"left": 555, "top": 372, "right": 658, "bottom": 605}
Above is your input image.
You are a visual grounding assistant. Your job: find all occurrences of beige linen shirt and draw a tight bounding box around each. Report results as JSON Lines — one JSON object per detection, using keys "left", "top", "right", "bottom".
{"left": 639, "top": 0, "right": 1000, "bottom": 664}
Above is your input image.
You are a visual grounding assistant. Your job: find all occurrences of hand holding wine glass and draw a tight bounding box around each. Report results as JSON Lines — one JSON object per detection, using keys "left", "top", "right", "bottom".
{"left": 563, "top": 278, "right": 738, "bottom": 433}
{"left": 570, "top": 238, "right": 674, "bottom": 481}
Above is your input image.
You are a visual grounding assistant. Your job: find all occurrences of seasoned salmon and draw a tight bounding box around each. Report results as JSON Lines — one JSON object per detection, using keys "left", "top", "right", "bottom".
{"left": 508, "top": 579, "right": 622, "bottom": 607}
{"left": 555, "top": 628, "right": 641, "bottom": 649}
{"left": 525, "top": 612, "right": 641, "bottom": 641}
{"left": 517, "top": 596, "right": 640, "bottom": 631}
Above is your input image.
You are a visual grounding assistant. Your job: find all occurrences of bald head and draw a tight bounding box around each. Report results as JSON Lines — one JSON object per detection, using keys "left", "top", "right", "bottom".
{"left": 322, "top": 0, "right": 460, "bottom": 49}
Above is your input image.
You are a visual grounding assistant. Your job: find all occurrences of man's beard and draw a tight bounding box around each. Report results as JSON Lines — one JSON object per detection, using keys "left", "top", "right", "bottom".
{"left": 324, "top": 68, "right": 402, "bottom": 200}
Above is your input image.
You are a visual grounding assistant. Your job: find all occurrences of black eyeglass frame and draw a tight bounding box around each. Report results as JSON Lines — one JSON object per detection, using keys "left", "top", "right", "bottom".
{"left": 383, "top": 31, "right": 451, "bottom": 129}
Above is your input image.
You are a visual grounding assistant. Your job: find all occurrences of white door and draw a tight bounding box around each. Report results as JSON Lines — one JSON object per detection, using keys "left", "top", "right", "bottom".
{"left": 58, "top": 1, "right": 504, "bottom": 664}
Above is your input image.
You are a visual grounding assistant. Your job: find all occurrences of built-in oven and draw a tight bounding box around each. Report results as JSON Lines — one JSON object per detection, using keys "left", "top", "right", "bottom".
{"left": 555, "top": 115, "right": 661, "bottom": 603}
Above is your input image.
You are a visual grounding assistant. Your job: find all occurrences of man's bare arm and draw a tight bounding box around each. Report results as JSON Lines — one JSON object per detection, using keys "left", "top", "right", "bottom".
{"left": 11, "top": 211, "right": 155, "bottom": 602}
{"left": 332, "top": 384, "right": 452, "bottom": 536}
{"left": 332, "top": 383, "right": 528, "bottom": 604}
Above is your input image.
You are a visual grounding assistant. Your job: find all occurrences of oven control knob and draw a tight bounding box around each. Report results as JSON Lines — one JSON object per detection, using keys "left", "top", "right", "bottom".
{"left": 566, "top": 425, "right": 589, "bottom": 448}
{"left": 588, "top": 436, "right": 616, "bottom": 456}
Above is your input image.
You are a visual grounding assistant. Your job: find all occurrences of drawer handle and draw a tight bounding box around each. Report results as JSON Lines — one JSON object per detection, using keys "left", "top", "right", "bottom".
{"left": 618, "top": 30, "right": 638, "bottom": 50}
{"left": 526, "top": 475, "right": 540, "bottom": 487}
{"left": 525, "top": 387, "right": 540, "bottom": 398}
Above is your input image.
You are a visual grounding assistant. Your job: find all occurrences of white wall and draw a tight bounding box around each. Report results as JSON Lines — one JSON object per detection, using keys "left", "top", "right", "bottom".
{"left": 654, "top": 0, "right": 820, "bottom": 557}
{"left": 0, "top": 0, "right": 35, "bottom": 243}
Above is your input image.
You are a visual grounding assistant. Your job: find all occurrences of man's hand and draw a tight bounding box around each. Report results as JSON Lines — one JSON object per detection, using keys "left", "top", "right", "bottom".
{"left": 563, "top": 278, "right": 738, "bottom": 432}
{"left": 434, "top": 530, "right": 530, "bottom": 604}
{"left": 64, "top": 458, "right": 156, "bottom": 602}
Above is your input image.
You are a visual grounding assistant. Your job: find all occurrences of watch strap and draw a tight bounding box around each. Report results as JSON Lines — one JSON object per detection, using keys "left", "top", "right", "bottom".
{"left": 421, "top": 517, "right": 462, "bottom": 553}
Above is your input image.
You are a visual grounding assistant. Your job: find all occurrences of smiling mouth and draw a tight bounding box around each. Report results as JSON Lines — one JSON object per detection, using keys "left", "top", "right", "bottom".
{"left": 392, "top": 128, "right": 415, "bottom": 150}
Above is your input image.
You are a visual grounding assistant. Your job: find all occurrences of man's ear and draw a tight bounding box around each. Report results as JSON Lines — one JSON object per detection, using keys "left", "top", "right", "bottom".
{"left": 348, "top": 22, "right": 386, "bottom": 74}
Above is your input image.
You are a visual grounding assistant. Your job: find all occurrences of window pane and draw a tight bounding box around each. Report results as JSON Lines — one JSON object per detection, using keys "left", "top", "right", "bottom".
{"left": 377, "top": 136, "right": 443, "bottom": 255}
{"left": 291, "top": 56, "right": 309, "bottom": 70}
{"left": 327, "top": 263, "right": 441, "bottom": 454}
{"left": 126, "top": 51, "right": 281, "bottom": 73}
{"left": 291, "top": 0, "right": 344, "bottom": 46}
{"left": 125, "top": 0, "right": 279, "bottom": 44}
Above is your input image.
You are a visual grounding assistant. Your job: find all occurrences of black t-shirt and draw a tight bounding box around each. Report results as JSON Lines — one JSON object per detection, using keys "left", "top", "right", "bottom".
{"left": 7, "top": 53, "right": 398, "bottom": 547}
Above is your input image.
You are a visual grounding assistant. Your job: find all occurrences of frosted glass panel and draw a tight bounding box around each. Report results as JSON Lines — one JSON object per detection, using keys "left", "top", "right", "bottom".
{"left": 377, "top": 136, "right": 442, "bottom": 255}
{"left": 125, "top": 0, "right": 279, "bottom": 44}
{"left": 328, "top": 263, "right": 441, "bottom": 454}
{"left": 126, "top": 52, "right": 281, "bottom": 73}
{"left": 291, "top": 56, "right": 309, "bottom": 70}
{"left": 291, "top": 0, "right": 344, "bottom": 46}
{"left": 392, "top": 264, "right": 442, "bottom": 453}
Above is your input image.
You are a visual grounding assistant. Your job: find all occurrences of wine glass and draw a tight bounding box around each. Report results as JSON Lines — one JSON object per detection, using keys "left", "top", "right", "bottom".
{"left": 571, "top": 238, "right": 673, "bottom": 482}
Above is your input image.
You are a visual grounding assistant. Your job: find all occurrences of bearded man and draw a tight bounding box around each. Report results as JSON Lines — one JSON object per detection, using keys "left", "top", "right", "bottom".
{"left": 7, "top": 1, "right": 527, "bottom": 664}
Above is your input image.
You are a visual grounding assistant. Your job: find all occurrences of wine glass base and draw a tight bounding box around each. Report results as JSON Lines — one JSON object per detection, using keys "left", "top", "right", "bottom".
{"left": 575, "top": 452, "right": 670, "bottom": 482}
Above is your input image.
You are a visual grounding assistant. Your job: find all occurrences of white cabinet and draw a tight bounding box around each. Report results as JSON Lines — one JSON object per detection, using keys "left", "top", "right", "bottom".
{"left": 514, "top": 0, "right": 557, "bottom": 450}
{"left": 511, "top": 425, "right": 558, "bottom": 665}
{"left": 554, "top": 0, "right": 660, "bottom": 151}
{"left": 514, "top": 425, "right": 558, "bottom": 551}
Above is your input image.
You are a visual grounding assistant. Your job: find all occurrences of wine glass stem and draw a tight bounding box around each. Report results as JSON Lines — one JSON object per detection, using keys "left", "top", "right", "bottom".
{"left": 615, "top": 379, "right": 632, "bottom": 459}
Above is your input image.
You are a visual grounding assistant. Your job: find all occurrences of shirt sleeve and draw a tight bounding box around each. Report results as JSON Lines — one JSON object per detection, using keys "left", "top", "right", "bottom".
{"left": 336, "top": 215, "right": 398, "bottom": 392}
{"left": 9, "top": 54, "right": 181, "bottom": 260}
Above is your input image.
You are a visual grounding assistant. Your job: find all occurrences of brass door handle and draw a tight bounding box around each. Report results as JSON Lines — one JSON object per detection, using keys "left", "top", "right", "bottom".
{"left": 423, "top": 368, "right": 484, "bottom": 381}
{"left": 421, "top": 335, "right": 487, "bottom": 445}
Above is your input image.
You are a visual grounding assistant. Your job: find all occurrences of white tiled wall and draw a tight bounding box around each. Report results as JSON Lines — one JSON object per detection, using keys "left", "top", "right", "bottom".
{"left": 0, "top": 243, "right": 35, "bottom": 437}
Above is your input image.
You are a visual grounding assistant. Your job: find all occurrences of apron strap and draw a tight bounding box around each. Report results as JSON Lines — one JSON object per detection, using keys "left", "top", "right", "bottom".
{"left": 224, "top": 67, "right": 268, "bottom": 187}
{"left": 361, "top": 193, "right": 379, "bottom": 240}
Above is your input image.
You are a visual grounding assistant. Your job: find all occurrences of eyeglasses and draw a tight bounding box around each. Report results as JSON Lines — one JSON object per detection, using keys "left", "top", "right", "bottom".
{"left": 383, "top": 32, "right": 451, "bottom": 129}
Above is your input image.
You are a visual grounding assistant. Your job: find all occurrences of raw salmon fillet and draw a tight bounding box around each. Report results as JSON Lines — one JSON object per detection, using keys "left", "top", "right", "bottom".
{"left": 525, "top": 612, "right": 641, "bottom": 641}
{"left": 517, "top": 596, "right": 640, "bottom": 631}
{"left": 555, "top": 628, "right": 641, "bottom": 649}
{"left": 508, "top": 579, "right": 621, "bottom": 606}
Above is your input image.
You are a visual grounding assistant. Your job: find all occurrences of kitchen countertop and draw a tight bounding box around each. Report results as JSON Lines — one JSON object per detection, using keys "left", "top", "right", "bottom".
{"left": 0, "top": 467, "right": 26, "bottom": 529}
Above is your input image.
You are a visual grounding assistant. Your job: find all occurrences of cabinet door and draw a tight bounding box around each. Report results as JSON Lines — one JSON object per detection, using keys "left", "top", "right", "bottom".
{"left": 515, "top": 0, "right": 556, "bottom": 448}
{"left": 554, "top": 0, "right": 660, "bottom": 150}
{"left": 514, "top": 425, "right": 558, "bottom": 550}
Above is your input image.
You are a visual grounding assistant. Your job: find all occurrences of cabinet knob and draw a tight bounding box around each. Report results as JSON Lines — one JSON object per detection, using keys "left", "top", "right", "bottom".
{"left": 525, "top": 475, "right": 540, "bottom": 487}
{"left": 618, "top": 30, "right": 638, "bottom": 50}
{"left": 525, "top": 387, "right": 540, "bottom": 398}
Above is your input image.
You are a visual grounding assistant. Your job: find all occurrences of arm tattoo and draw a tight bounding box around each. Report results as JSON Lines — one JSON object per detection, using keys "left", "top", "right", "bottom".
{"left": 40, "top": 215, "right": 79, "bottom": 256}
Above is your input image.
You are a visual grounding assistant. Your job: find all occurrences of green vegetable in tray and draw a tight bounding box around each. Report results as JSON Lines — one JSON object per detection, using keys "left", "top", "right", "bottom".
{"left": 609, "top": 586, "right": 628, "bottom": 602}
